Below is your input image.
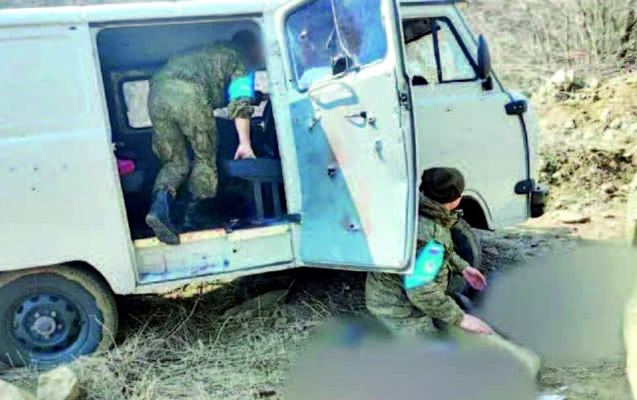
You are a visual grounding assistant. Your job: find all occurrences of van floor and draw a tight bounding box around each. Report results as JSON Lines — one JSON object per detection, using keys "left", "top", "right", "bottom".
{"left": 126, "top": 178, "right": 286, "bottom": 241}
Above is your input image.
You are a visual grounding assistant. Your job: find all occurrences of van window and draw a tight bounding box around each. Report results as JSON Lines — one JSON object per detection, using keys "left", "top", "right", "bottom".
{"left": 286, "top": 0, "right": 387, "bottom": 89}
{"left": 403, "top": 18, "right": 477, "bottom": 84}
{"left": 435, "top": 20, "right": 476, "bottom": 81}
{"left": 123, "top": 80, "right": 152, "bottom": 129}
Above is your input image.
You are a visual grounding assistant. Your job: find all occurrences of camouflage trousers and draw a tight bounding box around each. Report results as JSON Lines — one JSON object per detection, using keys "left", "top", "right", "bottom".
{"left": 365, "top": 272, "right": 438, "bottom": 336}
{"left": 148, "top": 79, "right": 218, "bottom": 200}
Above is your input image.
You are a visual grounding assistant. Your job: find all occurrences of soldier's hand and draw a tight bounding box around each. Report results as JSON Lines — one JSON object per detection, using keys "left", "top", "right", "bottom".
{"left": 462, "top": 267, "right": 487, "bottom": 291}
{"left": 460, "top": 314, "right": 494, "bottom": 335}
{"left": 234, "top": 143, "right": 257, "bottom": 160}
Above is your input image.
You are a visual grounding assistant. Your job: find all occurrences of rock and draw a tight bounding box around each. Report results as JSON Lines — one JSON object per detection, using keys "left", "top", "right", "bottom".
{"left": 600, "top": 108, "right": 613, "bottom": 124}
{"left": 610, "top": 118, "right": 623, "bottom": 130}
{"left": 604, "top": 128, "right": 621, "bottom": 141}
{"left": 601, "top": 211, "right": 616, "bottom": 219}
{"left": 37, "top": 366, "right": 80, "bottom": 400}
{"left": 586, "top": 77, "right": 601, "bottom": 89}
{"left": 563, "top": 119, "right": 577, "bottom": 130}
{"left": 483, "top": 247, "right": 500, "bottom": 256}
{"left": 550, "top": 69, "right": 570, "bottom": 86}
{"left": 223, "top": 289, "right": 289, "bottom": 318}
{"left": 538, "top": 394, "right": 566, "bottom": 400}
{"left": 551, "top": 198, "right": 567, "bottom": 210}
{"left": 550, "top": 68, "right": 583, "bottom": 91}
{"left": 0, "top": 379, "right": 36, "bottom": 400}
{"left": 274, "top": 317, "right": 288, "bottom": 328}
{"left": 601, "top": 182, "right": 618, "bottom": 194}
{"left": 557, "top": 211, "right": 591, "bottom": 224}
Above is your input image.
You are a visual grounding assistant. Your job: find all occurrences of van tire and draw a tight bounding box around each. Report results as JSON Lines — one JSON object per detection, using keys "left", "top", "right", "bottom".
{"left": 449, "top": 218, "right": 483, "bottom": 297}
{"left": 451, "top": 218, "right": 482, "bottom": 271}
{"left": 0, "top": 265, "right": 118, "bottom": 369}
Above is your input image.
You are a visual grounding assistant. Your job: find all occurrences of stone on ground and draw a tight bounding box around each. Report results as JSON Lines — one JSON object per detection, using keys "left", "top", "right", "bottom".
{"left": 0, "top": 379, "right": 36, "bottom": 400}
{"left": 223, "top": 289, "right": 289, "bottom": 318}
{"left": 37, "top": 366, "right": 80, "bottom": 400}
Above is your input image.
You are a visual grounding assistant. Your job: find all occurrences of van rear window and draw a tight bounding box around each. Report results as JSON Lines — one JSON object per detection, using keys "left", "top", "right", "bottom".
{"left": 123, "top": 80, "right": 152, "bottom": 129}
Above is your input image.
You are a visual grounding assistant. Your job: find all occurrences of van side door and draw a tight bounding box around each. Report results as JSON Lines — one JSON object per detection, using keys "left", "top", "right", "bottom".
{"left": 268, "top": 0, "right": 418, "bottom": 271}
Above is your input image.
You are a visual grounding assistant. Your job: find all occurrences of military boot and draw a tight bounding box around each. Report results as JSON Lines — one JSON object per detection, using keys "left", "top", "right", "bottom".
{"left": 145, "top": 190, "right": 180, "bottom": 245}
{"left": 182, "top": 197, "right": 204, "bottom": 232}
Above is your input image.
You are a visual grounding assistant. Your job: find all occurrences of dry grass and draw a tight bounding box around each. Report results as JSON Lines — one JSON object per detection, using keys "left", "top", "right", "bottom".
{"left": 0, "top": 271, "right": 366, "bottom": 400}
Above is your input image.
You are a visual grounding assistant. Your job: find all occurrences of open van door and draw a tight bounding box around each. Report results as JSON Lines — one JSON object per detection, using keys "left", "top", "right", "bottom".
{"left": 270, "top": 0, "right": 417, "bottom": 271}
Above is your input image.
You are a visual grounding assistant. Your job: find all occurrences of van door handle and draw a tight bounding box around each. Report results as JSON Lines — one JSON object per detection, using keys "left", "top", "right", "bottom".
{"left": 345, "top": 111, "right": 376, "bottom": 126}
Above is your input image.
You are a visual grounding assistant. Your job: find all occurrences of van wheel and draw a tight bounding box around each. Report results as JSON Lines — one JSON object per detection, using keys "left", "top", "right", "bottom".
{"left": 451, "top": 218, "right": 482, "bottom": 270}
{"left": 449, "top": 218, "right": 482, "bottom": 297}
{"left": 0, "top": 266, "right": 118, "bottom": 369}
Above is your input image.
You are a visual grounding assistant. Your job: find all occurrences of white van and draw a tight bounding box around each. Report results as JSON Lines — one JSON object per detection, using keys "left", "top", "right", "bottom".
{"left": 0, "top": 0, "right": 547, "bottom": 367}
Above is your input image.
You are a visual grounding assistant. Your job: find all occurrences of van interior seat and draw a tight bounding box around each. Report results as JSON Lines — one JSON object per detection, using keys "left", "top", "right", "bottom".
{"left": 219, "top": 158, "right": 283, "bottom": 219}
{"left": 216, "top": 100, "right": 284, "bottom": 220}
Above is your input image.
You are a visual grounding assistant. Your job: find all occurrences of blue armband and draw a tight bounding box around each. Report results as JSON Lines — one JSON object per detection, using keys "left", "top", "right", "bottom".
{"left": 228, "top": 71, "right": 255, "bottom": 101}
{"left": 404, "top": 240, "right": 445, "bottom": 290}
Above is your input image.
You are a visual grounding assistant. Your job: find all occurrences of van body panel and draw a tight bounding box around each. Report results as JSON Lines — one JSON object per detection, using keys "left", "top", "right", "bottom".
{"left": 135, "top": 224, "right": 294, "bottom": 285}
{"left": 401, "top": 5, "right": 530, "bottom": 228}
{"left": 0, "top": 23, "right": 137, "bottom": 293}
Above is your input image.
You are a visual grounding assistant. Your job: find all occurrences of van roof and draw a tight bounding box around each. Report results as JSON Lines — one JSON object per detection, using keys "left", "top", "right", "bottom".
{"left": 0, "top": 0, "right": 464, "bottom": 27}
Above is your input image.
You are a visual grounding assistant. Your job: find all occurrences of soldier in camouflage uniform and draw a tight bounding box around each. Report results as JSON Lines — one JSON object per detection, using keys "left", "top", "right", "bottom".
{"left": 366, "top": 168, "right": 491, "bottom": 336}
{"left": 366, "top": 168, "right": 541, "bottom": 376}
{"left": 145, "top": 30, "right": 262, "bottom": 245}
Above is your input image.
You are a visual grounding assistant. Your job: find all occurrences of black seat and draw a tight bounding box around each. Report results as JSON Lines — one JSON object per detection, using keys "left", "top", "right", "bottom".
{"left": 216, "top": 100, "right": 284, "bottom": 220}
{"left": 219, "top": 158, "right": 283, "bottom": 219}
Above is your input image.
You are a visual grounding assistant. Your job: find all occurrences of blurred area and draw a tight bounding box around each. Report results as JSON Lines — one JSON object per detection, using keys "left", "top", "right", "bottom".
{"left": 285, "top": 242, "right": 637, "bottom": 400}
{"left": 286, "top": 317, "right": 537, "bottom": 400}
{"left": 472, "top": 243, "right": 637, "bottom": 365}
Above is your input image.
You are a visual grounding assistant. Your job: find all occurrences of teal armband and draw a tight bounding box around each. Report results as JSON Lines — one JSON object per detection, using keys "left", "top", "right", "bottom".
{"left": 404, "top": 240, "right": 445, "bottom": 290}
{"left": 228, "top": 71, "right": 255, "bottom": 101}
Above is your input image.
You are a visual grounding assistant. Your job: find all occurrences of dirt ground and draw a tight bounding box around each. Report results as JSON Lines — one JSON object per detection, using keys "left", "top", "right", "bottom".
{"left": 0, "top": 213, "right": 633, "bottom": 400}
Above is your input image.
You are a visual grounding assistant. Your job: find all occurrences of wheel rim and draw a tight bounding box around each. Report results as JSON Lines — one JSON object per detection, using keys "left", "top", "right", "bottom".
{"left": 11, "top": 293, "right": 84, "bottom": 355}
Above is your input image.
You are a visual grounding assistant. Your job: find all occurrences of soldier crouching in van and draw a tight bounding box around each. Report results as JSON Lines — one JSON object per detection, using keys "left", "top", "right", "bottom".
{"left": 145, "top": 30, "right": 263, "bottom": 245}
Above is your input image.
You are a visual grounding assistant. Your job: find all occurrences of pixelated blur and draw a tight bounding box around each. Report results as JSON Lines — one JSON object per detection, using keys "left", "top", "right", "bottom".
{"left": 285, "top": 317, "right": 537, "bottom": 400}
{"left": 471, "top": 243, "right": 637, "bottom": 365}
{"left": 286, "top": 242, "right": 637, "bottom": 399}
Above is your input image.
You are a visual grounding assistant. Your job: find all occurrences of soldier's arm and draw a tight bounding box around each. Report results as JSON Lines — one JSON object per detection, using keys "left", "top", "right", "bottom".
{"left": 226, "top": 54, "right": 256, "bottom": 159}
{"left": 448, "top": 249, "right": 470, "bottom": 274}
{"left": 406, "top": 281, "right": 465, "bottom": 325}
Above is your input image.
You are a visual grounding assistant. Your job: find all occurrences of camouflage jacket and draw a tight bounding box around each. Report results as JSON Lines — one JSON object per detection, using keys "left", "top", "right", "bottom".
{"left": 366, "top": 194, "right": 470, "bottom": 326}
{"left": 150, "top": 42, "right": 253, "bottom": 119}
